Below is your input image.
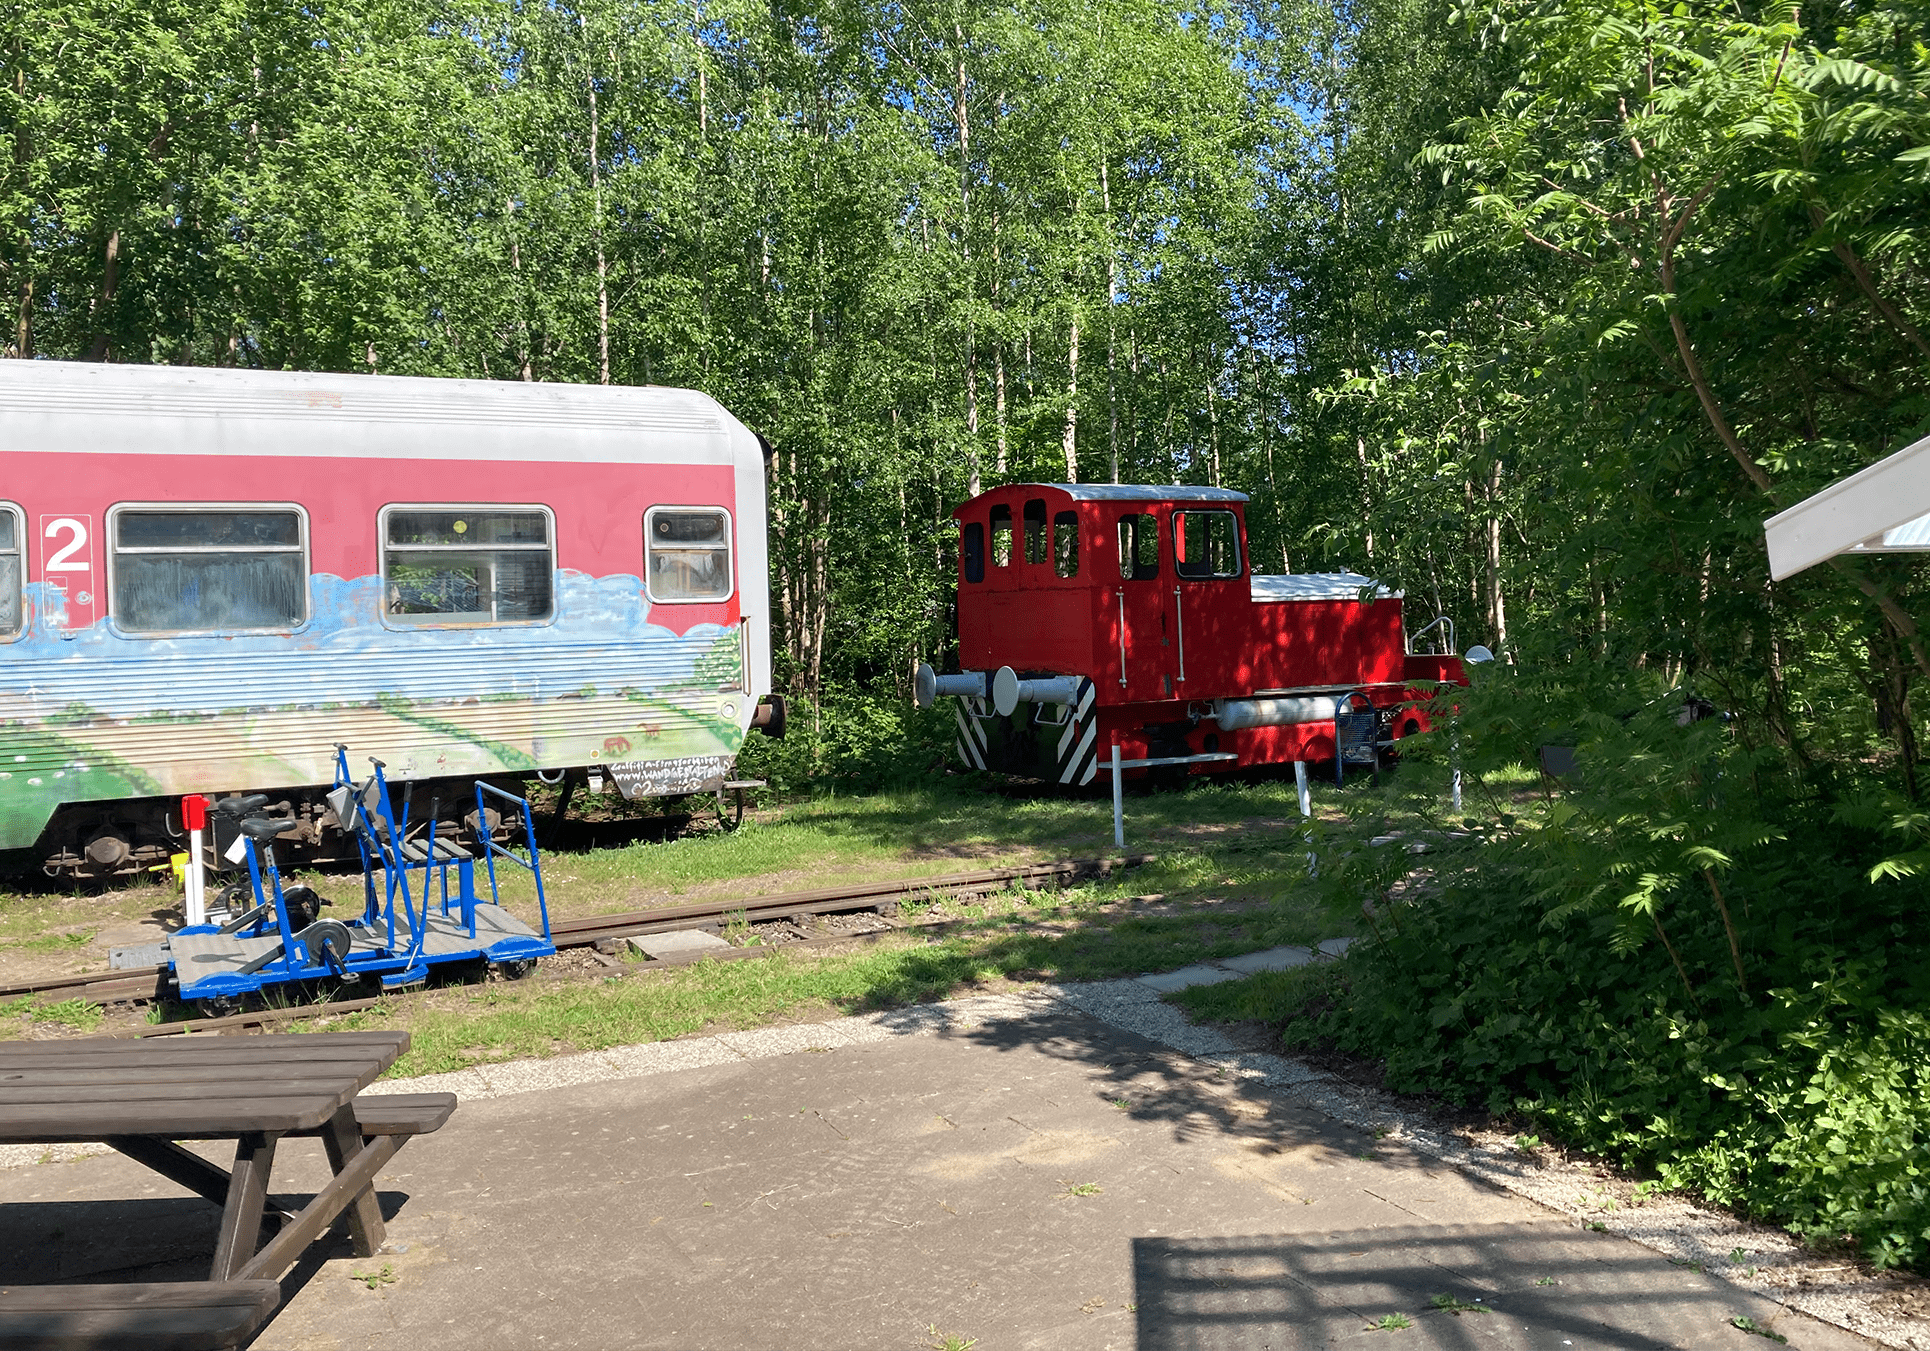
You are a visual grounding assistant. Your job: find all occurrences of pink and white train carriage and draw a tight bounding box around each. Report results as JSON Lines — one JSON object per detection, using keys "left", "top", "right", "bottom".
{"left": 0, "top": 361, "right": 782, "bottom": 880}
{"left": 915, "top": 484, "right": 1468, "bottom": 784}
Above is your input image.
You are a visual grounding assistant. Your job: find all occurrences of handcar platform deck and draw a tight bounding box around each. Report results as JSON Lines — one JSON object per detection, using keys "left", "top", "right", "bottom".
{"left": 171, "top": 902, "right": 544, "bottom": 999}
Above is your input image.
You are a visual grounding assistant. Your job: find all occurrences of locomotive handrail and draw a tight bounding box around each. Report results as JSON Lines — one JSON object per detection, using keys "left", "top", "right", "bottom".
{"left": 1408, "top": 614, "right": 1455, "bottom": 656}
{"left": 1172, "top": 586, "right": 1187, "bottom": 684}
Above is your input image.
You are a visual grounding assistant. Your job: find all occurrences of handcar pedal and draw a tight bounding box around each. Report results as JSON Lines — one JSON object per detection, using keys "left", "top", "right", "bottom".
{"left": 297, "top": 918, "right": 353, "bottom": 967}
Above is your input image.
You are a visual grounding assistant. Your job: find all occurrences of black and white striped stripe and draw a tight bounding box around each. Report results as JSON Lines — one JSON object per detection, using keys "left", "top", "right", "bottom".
{"left": 954, "top": 696, "right": 990, "bottom": 771}
{"left": 1055, "top": 678, "right": 1098, "bottom": 785}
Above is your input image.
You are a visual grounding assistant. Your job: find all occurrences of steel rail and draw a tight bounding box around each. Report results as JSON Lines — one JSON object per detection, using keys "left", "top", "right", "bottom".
{"left": 0, "top": 854, "right": 1154, "bottom": 1011}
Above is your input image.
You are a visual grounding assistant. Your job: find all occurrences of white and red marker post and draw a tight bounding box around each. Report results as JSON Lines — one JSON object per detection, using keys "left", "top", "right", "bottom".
{"left": 182, "top": 794, "right": 209, "bottom": 926}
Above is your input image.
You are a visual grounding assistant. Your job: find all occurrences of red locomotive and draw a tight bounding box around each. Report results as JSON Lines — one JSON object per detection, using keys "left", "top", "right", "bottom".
{"left": 915, "top": 484, "right": 1468, "bottom": 784}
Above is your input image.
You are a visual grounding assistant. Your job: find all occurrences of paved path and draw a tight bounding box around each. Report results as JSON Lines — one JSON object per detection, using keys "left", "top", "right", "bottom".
{"left": 0, "top": 968, "right": 1880, "bottom": 1350}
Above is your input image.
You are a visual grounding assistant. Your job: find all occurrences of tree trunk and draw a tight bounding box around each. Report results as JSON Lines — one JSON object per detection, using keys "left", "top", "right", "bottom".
{"left": 1062, "top": 314, "right": 1079, "bottom": 482}
{"left": 84, "top": 230, "right": 119, "bottom": 361}
{"left": 994, "top": 344, "right": 1008, "bottom": 476}
{"left": 583, "top": 21, "right": 610, "bottom": 385}
{"left": 1101, "top": 160, "right": 1118, "bottom": 484}
{"left": 10, "top": 58, "right": 28, "bottom": 359}
{"left": 1485, "top": 454, "right": 1508, "bottom": 656}
{"left": 1206, "top": 379, "right": 1220, "bottom": 486}
{"left": 1357, "top": 436, "right": 1375, "bottom": 563}
{"left": 955, "top": 30, "right": 979, "bottom": 497}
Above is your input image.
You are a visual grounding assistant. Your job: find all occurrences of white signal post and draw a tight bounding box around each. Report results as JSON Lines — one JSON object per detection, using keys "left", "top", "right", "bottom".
{"left": 182, "top": 795, "right": 209, "bottom": 927}
{"left": 1112, "top": 744, "right": 1125, "bottom": 848}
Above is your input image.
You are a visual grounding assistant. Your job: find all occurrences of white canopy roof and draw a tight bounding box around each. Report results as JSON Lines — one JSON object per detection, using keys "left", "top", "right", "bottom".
{"left": 1764, "top": 432, "right": 1930, "bottom": 580}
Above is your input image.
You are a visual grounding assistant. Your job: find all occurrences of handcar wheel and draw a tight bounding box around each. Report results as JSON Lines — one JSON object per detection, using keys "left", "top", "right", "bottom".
{"left": 495, "top": 959, "right": 537, "bottom": 981}
{"left": 193, "top": 995, "right": 238, "bottom": 1020}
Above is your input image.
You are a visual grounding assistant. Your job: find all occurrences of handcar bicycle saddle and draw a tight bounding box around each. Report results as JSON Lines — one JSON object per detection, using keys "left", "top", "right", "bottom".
{"left": 240, "top": 816, "right": 299, "bottom": 841}
{"left": 214, "top": 793, "right": 270, "bottom": 818}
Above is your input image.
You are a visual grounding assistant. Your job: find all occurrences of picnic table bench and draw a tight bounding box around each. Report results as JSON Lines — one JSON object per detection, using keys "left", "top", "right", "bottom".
{"left": 0, "top": 1031, "right": 452, "bottom": 1351}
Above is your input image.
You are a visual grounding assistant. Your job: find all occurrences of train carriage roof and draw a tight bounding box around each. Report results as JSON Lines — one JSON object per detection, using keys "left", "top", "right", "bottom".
{"left": 0, "top": 360, "right": 758, "bottom": 467}
{"left": 953, "top": 483, "right": 1249, "bottom": 514}
{"left": 1250, "top": 571, "right": 1396, "bottom": 602}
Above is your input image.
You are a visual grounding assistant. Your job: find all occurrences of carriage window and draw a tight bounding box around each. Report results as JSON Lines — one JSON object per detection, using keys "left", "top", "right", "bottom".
{"left": 0, "top": 505, "right": 20, "bottom": 639}
{"left": 962, "top": 522, "right": 985, "bottom": 583}
{"left": 1117, "top": 513, "right": 1159, "bottom": 581}
{"left": 645, "top": 506, "right": 733, "bottom": 603}
{"left": 383, "top": 506, "right": 554, "bottom": 624}
{"left": 1174, "top": 510, "right": 1242, "bottom": 579}
{"left": 1053, "top": 512, "right": 1079, "bottom": 578}
{"left": 1023, "top": 499, "right": 1048, "bottom": 565}
{"left": 990, "top": 505, "right": 1013, "bottom": 567}
{"left": 110, "top": 506, "right": 307, "bottom": 634}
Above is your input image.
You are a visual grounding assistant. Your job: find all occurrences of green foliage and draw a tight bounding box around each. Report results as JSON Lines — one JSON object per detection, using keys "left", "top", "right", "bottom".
{"left": 732, "top": 685, "right": 953, "bottom": 794}
{"left": 1285, "top": 675, "right": 1930, "bottom": 1270}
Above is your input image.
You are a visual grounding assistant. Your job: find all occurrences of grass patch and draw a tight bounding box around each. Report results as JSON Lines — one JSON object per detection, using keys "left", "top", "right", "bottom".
{"left": 328, "top": 872, "right": 1341, "bottom": 1077}
{"left": 18, "top": 929, "right": 93, "bottom": 954}
{"left": 20, "top": 996, "right": 105, "bottom": 1033}
{"left": 1167, "top": 960, "right": 1346, "bottom": 1041}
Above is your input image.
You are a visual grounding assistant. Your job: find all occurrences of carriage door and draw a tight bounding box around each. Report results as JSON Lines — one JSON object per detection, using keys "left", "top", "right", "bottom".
{"left": 38, "top": 514, "right": 98, "bottom": 637}
{"left": 1113, "top": 512, "right": 1174, "bottom": 701}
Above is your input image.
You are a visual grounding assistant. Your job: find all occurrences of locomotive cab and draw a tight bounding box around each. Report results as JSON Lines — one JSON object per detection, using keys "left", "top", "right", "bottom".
{"left": 923, "top": 483, "right": 1467, "bottom": 785}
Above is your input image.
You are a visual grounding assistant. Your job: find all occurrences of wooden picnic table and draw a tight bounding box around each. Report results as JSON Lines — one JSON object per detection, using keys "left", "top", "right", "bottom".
{"left": 0, "top": 1031, "right": 455, "bottom": 1351}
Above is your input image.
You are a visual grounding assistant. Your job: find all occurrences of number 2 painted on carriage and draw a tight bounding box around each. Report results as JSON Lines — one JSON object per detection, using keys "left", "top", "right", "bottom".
{"left": 39, "top": 515, "right": 97, "bottom": 635}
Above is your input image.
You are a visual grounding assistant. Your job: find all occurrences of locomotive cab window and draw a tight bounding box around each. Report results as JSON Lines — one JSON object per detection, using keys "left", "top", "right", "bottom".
{"left": 1117, "top": 513, "right": 1159, "bottom": 581}
{"left": 0, "top": 504, "right": 21, "bottom": 639}
{"left": 962, "top": 522, "right": 985, "bottom": 583}
{"left": 383, "top": 506, "right": 554, "bottom": 625}
{"left": 1053, "top": 511, "right": 1079, "bottom": 579}
{"left": 646, "top": 506, "right": 733, "bottom": 602}
{"left": 1173, "top": 510, "right": 1242, "bottom": 579}
{"left": 1023, "top": 499, "right": 1048, "bottom": 565}
{"left": 109, "top": 505, "right": 307, "bottom": 634}
{"left": 990, "top": 505, "right": 1013, "bottom": 567}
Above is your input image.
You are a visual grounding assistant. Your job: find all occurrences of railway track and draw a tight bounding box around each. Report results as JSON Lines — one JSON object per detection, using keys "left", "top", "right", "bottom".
{"left": 0, "top": 854, "right": 1154, "bottom": 1034}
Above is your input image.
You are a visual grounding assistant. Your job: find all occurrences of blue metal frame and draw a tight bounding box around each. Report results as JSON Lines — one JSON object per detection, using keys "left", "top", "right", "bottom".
{"left": 164, "top": 744, "right": 554, "bottom": 1003}
{"left": 476, "top": 780, "right": 553, "bottom": 944}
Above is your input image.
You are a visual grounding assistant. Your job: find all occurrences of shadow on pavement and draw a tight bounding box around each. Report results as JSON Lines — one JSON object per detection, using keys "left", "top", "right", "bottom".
{"left": 1132, "top": 1222, "right": 1765, "bottom": 1349}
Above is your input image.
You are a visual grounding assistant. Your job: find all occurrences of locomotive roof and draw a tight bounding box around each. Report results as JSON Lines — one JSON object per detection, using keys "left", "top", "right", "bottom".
{"left": 0, "top": 360, "right": 757, "bottom": 466}
{"left": 963, "top": 483, "right": 1249, "bottom": 505}
{"left": 1250, "top": 571, "right": 1396, "bottom": 602}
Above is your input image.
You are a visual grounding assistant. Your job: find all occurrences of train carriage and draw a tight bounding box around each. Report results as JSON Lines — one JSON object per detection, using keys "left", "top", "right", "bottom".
{"left": 917, "top": 483, "right": 1465, "bottom": 783}
{"left": 0, "top": 361, "right": 778, "bottom": 879}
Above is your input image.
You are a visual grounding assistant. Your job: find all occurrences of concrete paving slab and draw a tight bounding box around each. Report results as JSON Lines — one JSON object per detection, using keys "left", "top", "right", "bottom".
{"left": 1220, "top": 945, "right": 1317, "bottom": 975}
{"left": 1136, "top": 962, "right": 1243, "bottom": 992}
{"left": 629, "top": 928, "right": 729, "bottom": 959}
{"left": 0, "top": 1004, "right": 1874, "bottom": 1350}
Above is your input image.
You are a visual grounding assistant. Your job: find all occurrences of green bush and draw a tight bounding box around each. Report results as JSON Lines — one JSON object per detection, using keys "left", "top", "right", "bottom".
{"left": 1287, "top": 668, "right": 1930, "bottom": 1268}
{"left": 735, "top": 684, "right": 957, "bottom": 795}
